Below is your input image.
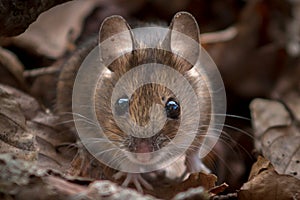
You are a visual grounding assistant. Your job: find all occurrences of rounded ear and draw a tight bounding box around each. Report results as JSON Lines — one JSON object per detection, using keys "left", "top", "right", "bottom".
{"left": 171, "top": 12, "right": 200, "bottom": 44}
{"left": 99, "top": 15, "right": 134, "bottom": 71}
{"left": 162, "top": 12, "right": 200, "bottom": 70}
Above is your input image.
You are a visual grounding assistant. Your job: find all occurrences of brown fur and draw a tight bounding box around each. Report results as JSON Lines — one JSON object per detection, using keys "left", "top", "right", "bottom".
{"left": 94, "top": 48, "right": 211, "bottom": 156}
{"left": 56, "top": 12, "right": 213, "bottom": 185}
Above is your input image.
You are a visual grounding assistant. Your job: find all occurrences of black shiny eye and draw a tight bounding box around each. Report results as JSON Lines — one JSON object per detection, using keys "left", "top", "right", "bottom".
{"left": 115, "top": 97, "right": 129, "bottom": 116}
{"left": 165, "top": 98, "right": 180, "bottom": 119}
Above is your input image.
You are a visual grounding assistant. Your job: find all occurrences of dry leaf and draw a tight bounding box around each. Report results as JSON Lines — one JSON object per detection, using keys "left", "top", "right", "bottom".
{"left": 250, "top": 98, "right": 300, "bottom": 179}
{"left": 250, "top": 98, "right": 292, "bottom": 134}
{"left": 10, "top": 0, "right": 102, "bottom": 58}
{"left": 0, "top": 84, "right": 40, "bottom": 120}
{"left": 250, "top": 98, "right": 292, "bottom": 151}
{"left": 0, "top": 154, "right": 48, "bottom": 197}
{"left": 209, "top": 183, "right": 229, "bottom": 196}
{"left": 0, "top": 0, "right": 72, "bottom": 37}
{"left": 261, "top": 125, "right": 300, "bottom": 179}
{"left": 68, "top": 148, "right": 222, "bottom": 199}
{"left": 238, "top": 156, "right": 300, "bottom": 200}
{"left": 0, "top": 86, "right": 37, "bottom": 161}
{"left": 1, "top": 153, "right": 156, "bottom": 200}
{"left": 0, "top": 84, "right": 76, "bottom": 173}
{"left": 247, "top": 156, "right": 273, "bottom": 180}
{"left": 144, "top": 172, "right": 220, "bottom": 199}
{"left": 86, "top": 180, "right": 157, "bottom": 200}
{"left": 172, "top": 186, "right": 209, "bottom": 200}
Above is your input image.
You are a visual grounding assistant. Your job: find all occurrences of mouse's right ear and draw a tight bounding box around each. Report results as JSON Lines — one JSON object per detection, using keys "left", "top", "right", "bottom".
{"left": 99, "top": 16, "right": 134, "bottom": 71}
{"left": 162, "top": 12, "right": 200, "bottom": 70}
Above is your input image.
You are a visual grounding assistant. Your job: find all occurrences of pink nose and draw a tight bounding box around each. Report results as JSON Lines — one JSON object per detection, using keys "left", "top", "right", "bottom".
{"left": 136, "top": 140, "right": 153, "bottom": 153}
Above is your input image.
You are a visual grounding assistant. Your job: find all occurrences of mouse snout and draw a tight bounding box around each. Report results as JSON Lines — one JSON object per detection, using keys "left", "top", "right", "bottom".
{"left": 129, "top": 136, "right": 155, "bottom": 153}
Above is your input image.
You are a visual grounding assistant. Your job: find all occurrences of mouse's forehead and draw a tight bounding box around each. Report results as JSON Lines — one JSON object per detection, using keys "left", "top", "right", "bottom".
{"left": 130, "top": 83, "right": 174, "bottom": 99}
{"left": 111, "top": 66, "right": 181, "bottom": 100}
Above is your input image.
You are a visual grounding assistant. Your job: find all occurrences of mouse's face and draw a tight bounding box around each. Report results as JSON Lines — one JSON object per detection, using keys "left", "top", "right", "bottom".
{"left": 93, "top": 13, "right": 212, "bottom": 164}
{"left": 94, "top": 49, "right": 211, "bottom": 163}
{"left": 97, "top": 81, "right": 179, "bottom": 153}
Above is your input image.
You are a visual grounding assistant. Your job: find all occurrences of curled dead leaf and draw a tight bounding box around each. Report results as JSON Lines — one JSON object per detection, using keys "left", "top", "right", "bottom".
{"left": 10, "top": 0, "right": 103, "bottom": 58}
{"left": 238, "top": 156, "right": 300, "bottom": 200}
{"left": 250, "top": 98, "right": 300, "bottom": 179}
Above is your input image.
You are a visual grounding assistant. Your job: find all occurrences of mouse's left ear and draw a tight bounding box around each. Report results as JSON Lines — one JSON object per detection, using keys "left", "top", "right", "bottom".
{"left": 163, "top": 12, "right": 200, "bottom": 68}
{"left": 98, "top": 15, "right": 135, "bottom": 71}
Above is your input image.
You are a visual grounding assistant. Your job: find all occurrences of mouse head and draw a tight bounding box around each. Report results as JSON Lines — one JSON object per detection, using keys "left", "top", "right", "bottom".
{"left": 94, "top": 12, "right": 212, "bottom": 165}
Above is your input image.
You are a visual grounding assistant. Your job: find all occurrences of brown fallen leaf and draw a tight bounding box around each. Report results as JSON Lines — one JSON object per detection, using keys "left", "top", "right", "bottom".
{"left": 0, "top": 154, "right": 51, "bottom": 199}
{"left": 250, "top": 98, "right": 300, "bottom": 180}
{"left": 10, "top": 0, "right": 102, "bottom": 58}
{"left": 0, "top": 84, "right": 40, "bottom": 120}
{"left": 67, "top": 146, "right": 225, "bottom": 199}
{"left": 144, "top": 172, "right": 221, "bottom": 199}
{"left": 261, "top": 125, "right": 300, "bottom": 179}
{"left": 0, "top": 83, "right": 76, "bottom": 173}
{"left": 86, "top": 180, "right": 158, "bottom": 200}
{"left": 172, "top": 186, "right": 209, "bottom": 200}
{"left": 238, "top": 156, "right": 300, "bottom": 200}
{"left": 0, "top": 153, "right": 158, "bottom": 200}
{"left": 209, "top": 183, "right": 229, "bottom": 196}
{"left": 250, "top": 98, "right": 292, "bottom": 152}
{"left": 0, "top": 86, "right": 37, "bottom": 161}
{"left": 0, "top": 0, "right": 72, "bottom": 37}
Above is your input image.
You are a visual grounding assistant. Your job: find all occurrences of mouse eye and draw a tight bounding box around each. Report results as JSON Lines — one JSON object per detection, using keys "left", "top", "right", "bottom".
{"left": 165, "top": 98, "right": 180, "bottom": 119}
{"left": 115, "top": 97, "right": 129, "bottom": 116}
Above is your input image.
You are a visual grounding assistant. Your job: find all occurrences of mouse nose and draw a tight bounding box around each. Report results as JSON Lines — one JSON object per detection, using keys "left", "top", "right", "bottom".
{"left": 129, "top": 137, "right": 155, "bottom": 153}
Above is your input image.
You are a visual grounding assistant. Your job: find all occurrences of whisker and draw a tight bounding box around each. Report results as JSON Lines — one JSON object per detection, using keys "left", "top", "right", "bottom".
{"left": 86, "top": 147, "right": 124, "bottom": 167}
{"left": 182, "top": 126, "right": 254, "bottom": 161}
{"left": 221, "top": 124, "right": 254, "bottom": 139}
{"left": 201, "top": 123, "right": 254, "bottom": 140}
{"left": 208, "top": 113, "right": 251, "bottom": 121}
{"left": 204, "top": 149, "right": 234, "bottom": 176}
{"left": 197, "top": 142, "right": 236, "bottom": 175}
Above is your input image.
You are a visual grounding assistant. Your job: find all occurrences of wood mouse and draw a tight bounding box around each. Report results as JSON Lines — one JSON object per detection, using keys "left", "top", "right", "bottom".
{"left": 56, "top": 11, "right": 225, "bottom": 192}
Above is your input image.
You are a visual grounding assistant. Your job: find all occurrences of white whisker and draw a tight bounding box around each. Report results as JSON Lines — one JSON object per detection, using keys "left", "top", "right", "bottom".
{"left": 208, "top": 113, "right": 251, "bottom": 121}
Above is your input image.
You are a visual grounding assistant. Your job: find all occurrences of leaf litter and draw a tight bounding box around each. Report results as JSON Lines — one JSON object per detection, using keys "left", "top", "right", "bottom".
{"left": 1, "top": 0, "right": 300, "bottom": 199}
